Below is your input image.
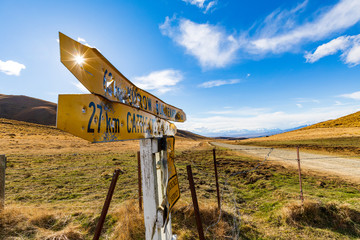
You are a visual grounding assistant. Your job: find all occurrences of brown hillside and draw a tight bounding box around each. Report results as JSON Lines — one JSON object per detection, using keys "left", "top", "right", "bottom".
{"left": 0, "top": 94, "right": 56, "bottom": 125}
{"left": 303, "top": 111, "right": 360, "bottom": 129}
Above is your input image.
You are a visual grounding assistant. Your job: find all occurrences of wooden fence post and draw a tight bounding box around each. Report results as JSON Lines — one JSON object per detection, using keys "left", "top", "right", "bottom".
{"left": 137, "top": 151, "right": 143, "bottom": 212}
{"left": 297, "top": 147, "right": 304, "bottom": 203}
{"left": 187, "top": 165, "right": 205, "bottom": 240}
{"left": 0, "top": 155, "right": 6, "bottom": 210}
{"left": 140, "top": 138, "right": 172, "bottom": 240}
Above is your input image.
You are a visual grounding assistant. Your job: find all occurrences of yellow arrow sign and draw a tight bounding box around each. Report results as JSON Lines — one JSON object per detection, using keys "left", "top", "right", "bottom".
{"left": 57, "top": 94, "right": 177, "bottom": 143}
{"left": 59, "top": 32, "right": 186, "bottom": 123}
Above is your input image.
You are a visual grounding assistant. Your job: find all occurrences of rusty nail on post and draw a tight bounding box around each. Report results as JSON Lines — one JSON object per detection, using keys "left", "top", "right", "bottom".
{"left": 93, "top": 169, "right": 121, "bottom": 240}
{"left": 297, "top": 147, "right": 304, "bottom": 203}
{"left": 213, "top": 148, "right": 221, "bottom": 211}
{"left": 137, "top": 151, "right": 142, "bottom": 212}
{"left": 187, "top": 165, "right": 205, "bottom": 240}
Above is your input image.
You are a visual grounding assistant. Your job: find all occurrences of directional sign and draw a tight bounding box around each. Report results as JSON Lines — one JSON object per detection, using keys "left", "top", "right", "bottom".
{"left": 166, "top": 137, "right": 180, "bottom": 212}
{"left": 59, "top": 32, "right": 186, "bottom": 123}
{"left": 57, "top": 94, "right": 177, "bottom": 143}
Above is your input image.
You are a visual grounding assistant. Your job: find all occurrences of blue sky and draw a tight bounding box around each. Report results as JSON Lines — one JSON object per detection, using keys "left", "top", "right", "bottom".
{"left": 1, "top": 0, "right": 360, "bottom": 136}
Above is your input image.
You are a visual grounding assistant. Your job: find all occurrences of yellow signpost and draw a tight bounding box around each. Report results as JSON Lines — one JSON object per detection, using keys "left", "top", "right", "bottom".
{"left": 57, "top": 33, "right": 183, "bottom": 240}
{"left": 59, "top": 32, "right": 186, "bottom": 123}
{"left": 57, "top": 94, "right": 177, "bottom": 143}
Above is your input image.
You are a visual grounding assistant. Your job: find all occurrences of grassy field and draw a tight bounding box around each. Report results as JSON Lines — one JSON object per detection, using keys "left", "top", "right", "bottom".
{"left": 1, "top": 118, "right": 360, "bottom": 239}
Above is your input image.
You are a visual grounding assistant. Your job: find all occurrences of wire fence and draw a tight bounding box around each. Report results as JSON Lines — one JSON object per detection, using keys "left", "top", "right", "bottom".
{"left": 3, "top": 145, "right": 359, "bottom": 239}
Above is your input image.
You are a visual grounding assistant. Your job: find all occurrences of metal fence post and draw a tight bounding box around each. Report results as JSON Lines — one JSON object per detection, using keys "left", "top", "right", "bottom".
{"left": 0, "top": 155, "right": 6, "bottom": 210}
{"left": 187, "top": 165, "right": 205, "bottom": 240}
{"left": 93, "top": 169, "right": 121, "bottom": 240}
{"left": 213, "top": 148, "right": 221, "bottom": 211}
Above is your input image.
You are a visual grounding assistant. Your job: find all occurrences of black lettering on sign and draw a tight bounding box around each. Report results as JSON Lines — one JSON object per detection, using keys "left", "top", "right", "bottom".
{"left": 87, "top": 102, "right": 95, "bottom": 133}
{"left": 113, "top": 118, "right": 120, "bottom": 133}
{"left": 96, "top": 104, "right": 102, "bottom": 133}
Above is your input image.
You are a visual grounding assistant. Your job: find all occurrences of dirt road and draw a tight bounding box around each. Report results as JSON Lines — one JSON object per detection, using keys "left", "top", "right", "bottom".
{"left": 211, "top": 142, "right": 360, "bottom": 183}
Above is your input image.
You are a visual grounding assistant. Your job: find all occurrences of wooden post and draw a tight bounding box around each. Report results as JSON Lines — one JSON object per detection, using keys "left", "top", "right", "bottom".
{"left": 0, "top": 155, "right": 5, "bottom": 210}
{"left": 297, "top": 147, "right": 304, "bottom": 203}
{"left": 140, "top": 138, "right": 172, "bottom": 240}
{"left": 213, "top": 148, "right": 221, "bottom": 211}
{"left": 137, "top": 151, "right": 143, "bottom": 212}
{"left": 187, "top": 165, "right": 205, "bottom": 240}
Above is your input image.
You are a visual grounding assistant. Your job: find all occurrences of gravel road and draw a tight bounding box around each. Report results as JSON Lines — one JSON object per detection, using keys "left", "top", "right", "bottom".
{"left": 211, "top": 142, "right": 360, "bottom": 183}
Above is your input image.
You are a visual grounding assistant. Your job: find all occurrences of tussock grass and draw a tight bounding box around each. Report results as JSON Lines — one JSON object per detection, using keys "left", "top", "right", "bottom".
{"left": 282, "top": 200, "right": 360, "bottom": 236}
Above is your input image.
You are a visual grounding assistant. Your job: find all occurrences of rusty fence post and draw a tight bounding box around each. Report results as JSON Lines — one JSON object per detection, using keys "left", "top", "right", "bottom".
{"left": 0, "top": 155, "right": 5, "bottom": 210}
{"left": 137, "top": 151, "right": 142, "bottom": 212}
{"left": 213, "top": 148, "right": 221, "bottom": 211}
{"left": 297, "top": 147, "right": 304, "bottom": 203}
{"left": 187, "top": 165, "right": 205, "bottom": 240}
{"left": 93, "top": 169, "right": 121, "bottom": 240}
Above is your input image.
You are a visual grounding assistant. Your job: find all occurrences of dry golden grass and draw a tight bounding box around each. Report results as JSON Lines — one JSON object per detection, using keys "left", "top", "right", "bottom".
{"left": 282, "top": 200, "right": 360, "bottom": 236}
{"left": 0, "top": 118, "right": 203, "bottom": 156}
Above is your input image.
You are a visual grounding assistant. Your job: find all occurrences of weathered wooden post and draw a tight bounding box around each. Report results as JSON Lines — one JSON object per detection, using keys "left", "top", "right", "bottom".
{"left": 297, "top": 147, "right": 304, "bottom": 203}
{"left": 0, "top": 155, "right": 6, "bottom": 210}
{"left": 56, "top": 33, "right": 185, "bottom": 239}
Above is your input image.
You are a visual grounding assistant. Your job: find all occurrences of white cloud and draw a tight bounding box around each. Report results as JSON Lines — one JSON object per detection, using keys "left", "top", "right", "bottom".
{"left": 294, "top": 98, "right": 320, "bottom": 104}
{"left": 339, "top": 91, "right": 360, "bottom": 100}
{"left": 77, "top": 37, "right": 100, "bottom": 52}
{"left": 305, "top": 34, "right": 360, "bottom": 66}
{"left": 198, "top": 79, "right": 240, "bottom": 88}
{"left": 305, "top": 36, "right": 351, "bottom": 63}
{"left": 206, "top": 107, "right": 269, "bottom": 116}
{"left": 343, "top": 43, "right": 360, "bottom": 66}
{"left": 246, "top": 73, "right": 251, "bottom": 78}
{"left": 250, "top": 0, "right": 360, "bottom": 54}
{"left": 177, "top": 105, "right": 360, "bottom": 134}
{"left": 133, "top": 69, "right": 183, "bottom": 94}
{"left": 72, "top": 82, "right": 90, "bottom": 93}
{"left": 0, "top": 60, "right": 26, "bottom": 76}
{"left": 160, "top": 17, "right": 241, "bottom": 68}
{"left": 162, "top": 0, "right": 360, "bottom": 67}
{"left": 296, "top": 104, "right": 303, "bottom": 108}
{"left": 182, "top": 0, "right": 216, "bottom": 13}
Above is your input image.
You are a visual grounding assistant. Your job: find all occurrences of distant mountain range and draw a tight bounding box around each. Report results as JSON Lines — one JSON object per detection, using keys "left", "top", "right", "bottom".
{"left": 203, "top": 126, "right": 309, "bottom": 139}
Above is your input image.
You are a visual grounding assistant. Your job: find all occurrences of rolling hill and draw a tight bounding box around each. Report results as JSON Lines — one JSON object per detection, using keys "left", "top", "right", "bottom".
{"left": 0, "top": 94, "right": 57, "bottom": 125}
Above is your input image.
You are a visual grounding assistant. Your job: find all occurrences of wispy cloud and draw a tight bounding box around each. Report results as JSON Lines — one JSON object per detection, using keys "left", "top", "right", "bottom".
{"left": 339, "top": 91, "right": 360, "bottom": 100}
{"left": 133, "top": 69, "right": 183, "bottom": 94}
{"left": 72, "top": 82, "right": 90, "bottom": 93}
{"left": 296, "top": 104, "right": 303, "bottom": 108}
{"left": 162, "top": 0, "right": 360, "bottom": 68}
{"left": 177, "top": 104, "right": 360, "bottom": 134}
{"left": 305, "top": 34, "right": 360, "bottom": 66}
{"left": 0, "top": 60, "right": 26, "bottom": 76}
{"left": 250, "top": 0, "right": 360, "bottom": 54}
{"left": 160, "top": 17, "right": 241, "bottom": 69}
{"left": 182, "top": 0, "right": 217, "bottom": 13}
{"left": 294, "top": 98, "right": 320, "bottom": 104}
{"left": 77, "top": 37, "right": 100, "bottom": 52}
{"left": 206, "top": 107, "right": 269, "bottom": 116}
{"left": 198, "top": 79, "right": 240, "bottom": 88}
